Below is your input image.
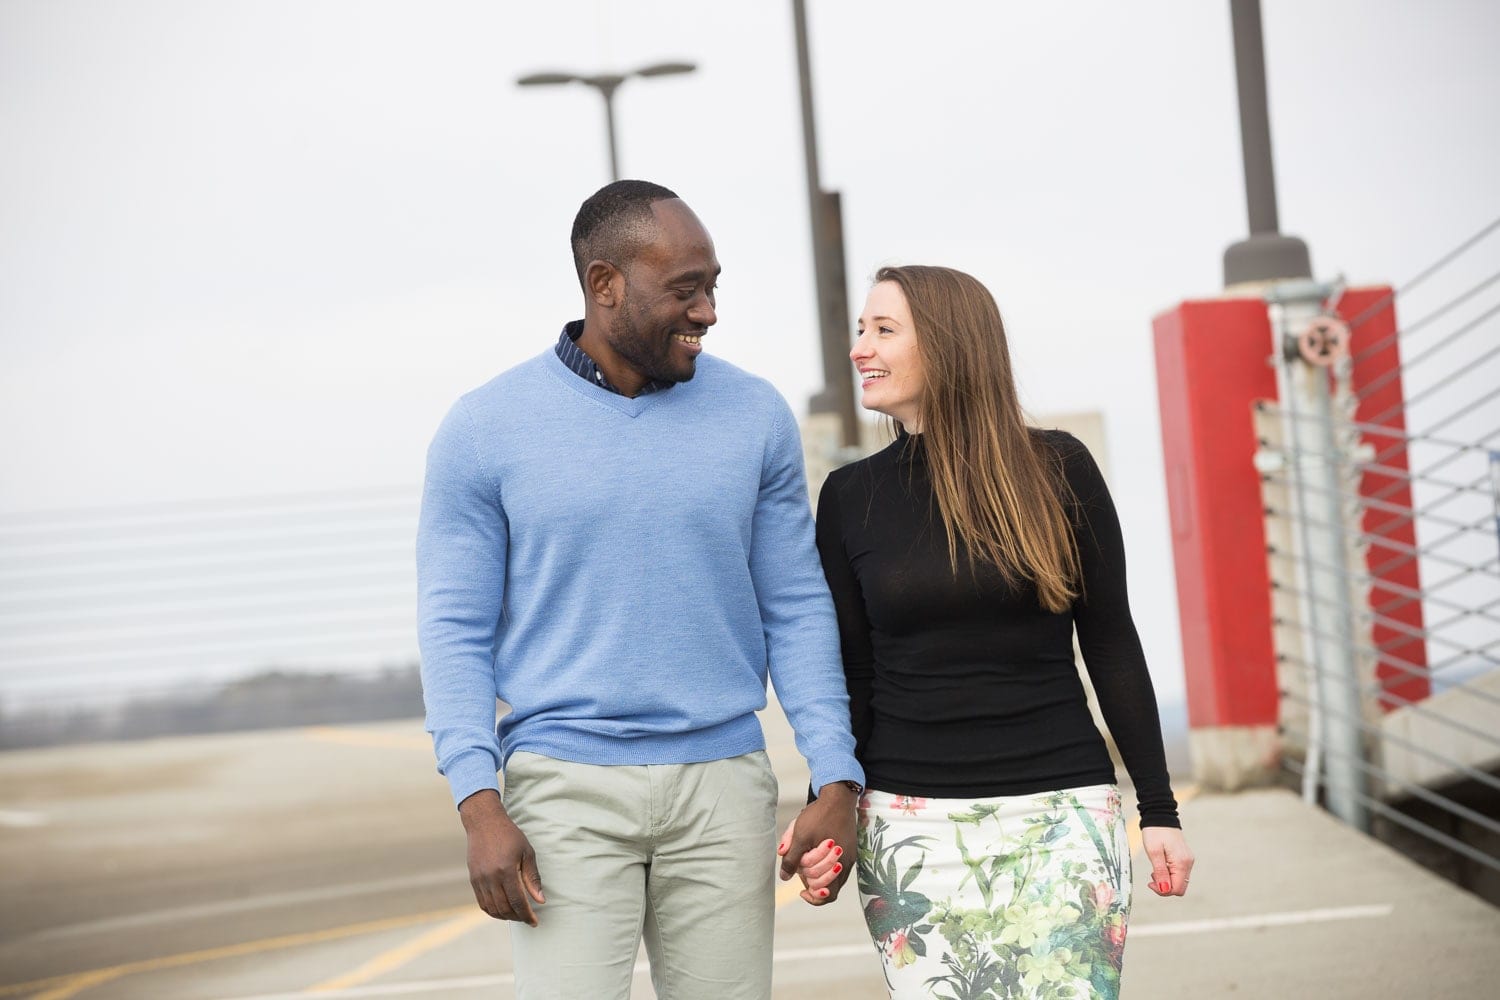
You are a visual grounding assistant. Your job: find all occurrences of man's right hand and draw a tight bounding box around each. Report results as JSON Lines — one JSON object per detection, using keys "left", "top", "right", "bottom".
{"left": 457, "top": 789, "right": 546, "bottom": 925}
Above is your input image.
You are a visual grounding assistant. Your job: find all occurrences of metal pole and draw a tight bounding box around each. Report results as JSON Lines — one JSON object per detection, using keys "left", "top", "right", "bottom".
{"left": 518, "top": 64, "right": 694, "bottom": 186}
{"left": 600, "top": 84, "right": 621, "bottom": 182}
{"left": 1490, "top": 450, "right": 1500, "bottom": 566}
{"left": 792, "top": 0, "right": 858, "bottom": 448}
{"left": 792, "top": 0, "right": 822, "bottom": 213}
{"left": 1223, "top": 0, "right": 1311, "bottom": 286}
{"left": 1271, "top": 281, "right": 1369, "bottom": 831}
{"left": 1230, "top": 0, "right": 1277, "bottom": 236}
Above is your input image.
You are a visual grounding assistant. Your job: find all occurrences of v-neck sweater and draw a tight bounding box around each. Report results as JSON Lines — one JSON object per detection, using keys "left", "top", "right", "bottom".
{"left": 815, "top": 430, "right": 1179, "bottom": 828}
{"left": 417, "top": 348, "right": 863, "bottom": 807}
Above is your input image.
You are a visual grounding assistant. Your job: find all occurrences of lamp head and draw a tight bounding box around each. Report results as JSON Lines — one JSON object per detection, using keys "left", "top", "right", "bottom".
{"left": 634, "top": 62, "right": 696, "bottom": 78}
{"left": 516, "top": 72, "right": 579, "bottom": 86}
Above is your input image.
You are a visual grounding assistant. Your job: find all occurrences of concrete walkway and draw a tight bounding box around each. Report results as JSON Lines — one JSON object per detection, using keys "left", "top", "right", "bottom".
{"left": 1122, "top": 787, "right": 1500, "bottom": 997}
{"left": 1, "top": 708, "right": 1497, "bottom": 998}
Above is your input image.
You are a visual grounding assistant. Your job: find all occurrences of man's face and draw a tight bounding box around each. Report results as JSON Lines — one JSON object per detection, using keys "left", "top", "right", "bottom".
{"left": 608, "top": 200, "right": 720, "bottom": 386}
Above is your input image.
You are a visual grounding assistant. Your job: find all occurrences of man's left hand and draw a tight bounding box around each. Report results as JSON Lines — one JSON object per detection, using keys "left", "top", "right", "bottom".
{"left": 776, "top": 782, "right": 857, "bottom": 905}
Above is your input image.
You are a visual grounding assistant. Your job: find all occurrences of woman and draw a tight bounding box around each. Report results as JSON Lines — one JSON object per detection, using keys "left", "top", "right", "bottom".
{"left": 793, "top": 265, "right": 1192, "bottom": 999}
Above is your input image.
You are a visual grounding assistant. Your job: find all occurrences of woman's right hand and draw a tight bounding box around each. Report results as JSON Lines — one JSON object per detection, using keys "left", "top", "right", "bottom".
{"left": 777, "top": 816, "right": 846, "bottom": 903}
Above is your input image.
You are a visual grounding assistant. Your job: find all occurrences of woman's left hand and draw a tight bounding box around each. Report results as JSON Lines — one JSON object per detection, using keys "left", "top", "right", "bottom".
{"left": 1142, "top": 826, "right": 1194, "bottom": 897}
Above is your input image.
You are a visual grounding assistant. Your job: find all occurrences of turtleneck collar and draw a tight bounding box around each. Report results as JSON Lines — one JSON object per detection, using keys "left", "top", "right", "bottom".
{"left": 894, "top": 426, "right": 925, "bottom": 466}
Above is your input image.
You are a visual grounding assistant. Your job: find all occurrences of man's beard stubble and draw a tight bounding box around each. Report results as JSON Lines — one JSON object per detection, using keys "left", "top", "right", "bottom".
{"left": 610, "top": 302, "right": 698, "bottom": 387}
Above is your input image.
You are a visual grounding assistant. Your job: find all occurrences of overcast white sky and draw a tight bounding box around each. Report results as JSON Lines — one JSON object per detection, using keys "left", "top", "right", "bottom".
{"left": 3, "top": 0, "right": 1498, "bottom": 704}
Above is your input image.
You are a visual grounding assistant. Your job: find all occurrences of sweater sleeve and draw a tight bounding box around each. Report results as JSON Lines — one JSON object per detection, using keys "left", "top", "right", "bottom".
{"left": 814, "top": 472, "right": 876, "bottom": 762}
{"left": 416, "top": 399, "right": 508, "bottom": 808}
{"left": 750, "top": 398, "right": 864, "bottom": 793}
{"left": 1060, "top": 434, "right": 1181, "bottom": 829}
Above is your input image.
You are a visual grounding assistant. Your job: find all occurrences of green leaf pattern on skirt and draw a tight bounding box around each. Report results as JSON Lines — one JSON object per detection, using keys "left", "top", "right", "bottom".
{"left": 856, "top": 785, "right": 1132, "bottom": 1000}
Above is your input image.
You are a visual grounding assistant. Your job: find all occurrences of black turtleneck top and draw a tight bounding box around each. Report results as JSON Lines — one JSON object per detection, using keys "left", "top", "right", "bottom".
{"left": 815, "top": 429, "right": 1180, "bottom": 828}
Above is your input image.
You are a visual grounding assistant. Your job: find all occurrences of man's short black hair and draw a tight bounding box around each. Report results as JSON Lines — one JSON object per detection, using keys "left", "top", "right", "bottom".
{"left": 570, "top": 179, "right": 680, "bottom": 285}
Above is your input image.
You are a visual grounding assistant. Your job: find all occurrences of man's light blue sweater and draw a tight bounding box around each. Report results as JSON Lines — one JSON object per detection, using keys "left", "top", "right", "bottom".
{"left": 417, "top": 347, "right": 863, "bottom": 807}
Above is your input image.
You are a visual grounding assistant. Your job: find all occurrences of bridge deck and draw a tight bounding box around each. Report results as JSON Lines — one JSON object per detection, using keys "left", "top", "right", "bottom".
{"left": 2, "top": 705, "right": 1497, "bottom": 999}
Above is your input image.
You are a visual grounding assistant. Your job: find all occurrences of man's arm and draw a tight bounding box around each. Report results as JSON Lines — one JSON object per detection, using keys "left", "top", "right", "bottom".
{"left": 777, "top": 468, "right": 877, "bottom": 903}
{"left": 747, "top": 397, "right": 864, "bottom": 901}
{"left": 417, "top": 400, "right": 544, "bottom": 922}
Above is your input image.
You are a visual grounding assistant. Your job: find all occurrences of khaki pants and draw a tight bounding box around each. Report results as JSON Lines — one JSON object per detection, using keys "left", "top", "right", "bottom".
{"left": 502, "top": 750, "right": 779, "bottom": 1000}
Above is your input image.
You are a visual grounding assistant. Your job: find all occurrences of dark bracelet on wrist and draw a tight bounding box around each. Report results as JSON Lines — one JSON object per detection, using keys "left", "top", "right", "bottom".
{"left": 806, "top": 779, "right": 864, "bottom": 804}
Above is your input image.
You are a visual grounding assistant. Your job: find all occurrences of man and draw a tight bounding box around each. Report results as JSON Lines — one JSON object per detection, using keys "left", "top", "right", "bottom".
{"left": 416, "top": 179, "right": 862, "bottom": 999}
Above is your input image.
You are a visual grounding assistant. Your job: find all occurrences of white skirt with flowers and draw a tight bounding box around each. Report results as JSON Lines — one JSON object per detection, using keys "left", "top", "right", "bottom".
{"left": 855, "top": 784, "right": 1132, "bottom": 1000}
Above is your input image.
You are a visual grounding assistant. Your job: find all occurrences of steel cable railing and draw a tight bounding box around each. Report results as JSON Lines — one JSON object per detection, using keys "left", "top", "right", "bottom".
{"left": 1273, "top": 614, "right": 1499, "bottom": 703}
{"left": 1263, "top": 452, "right": 1498, "bottom": 541}
{"left": 1278, "top": 653, "right": 1499, "bottom": 747}
{"left": 1271, "top": 570, "right": 1500, "bottom": 661}
{"left": 1278, "top": 727, "right": 1500, "bottom": 841}
{"left": 0, "top": 486, "right": 423, "bottom": 718}
{"left": 1255, "top": 215, "right": 1499, "bottom": 889}
{"left": 1342, "top": 214, "right": 1500, "bottom": 357}
{"left": 0, "top": 483, "right": 418, "bottom": 526}
{"left": 1283, "top": 756, "right": 1500, "bottom": 877}
{"left": 1354, "top": 302, "right": 1500, "bottom": 407}
{"left": 1272, "top": 587, "right": 1500, "bottom": 685}
{"left": 1277, "top": 687, "right": 1500, "bottom": 797}
{"left": 1349, "top": 268, "right": 1500, "bottom": 364}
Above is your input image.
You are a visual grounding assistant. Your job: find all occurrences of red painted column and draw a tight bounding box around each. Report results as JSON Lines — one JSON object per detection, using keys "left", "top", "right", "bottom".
{"left": 1154, "top": 290, "right": 1430, "bottom": 789}
{"left": 1154, "top": 300, "right": 1281, "bottom": 744}
{"left": 1337, "top": 288, "right": 1431, "bottom": 709}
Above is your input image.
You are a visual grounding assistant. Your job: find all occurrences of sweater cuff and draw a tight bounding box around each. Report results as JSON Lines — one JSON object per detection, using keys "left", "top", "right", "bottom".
{"left": 444, "top": 748, "right": 502, "bottom": 809}
{"left": 808, "top": 753, "right": 865, "bottom": 796}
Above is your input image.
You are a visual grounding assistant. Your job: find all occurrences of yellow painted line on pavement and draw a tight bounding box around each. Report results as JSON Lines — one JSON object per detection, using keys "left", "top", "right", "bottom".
{"left": 27, "top": 967, "right": 124, "bottom": 1000}
{"left": 302, "top": 726, "right": 431, "bottom": 751}
{"left": 1129, "top": 783, "right": 1200, "bottom": 858}
{"left": 308, "top": 910, "right": 489, "bottom": 993}
{"left": 0, "top": 907, "right": 469, "bottom": 1000}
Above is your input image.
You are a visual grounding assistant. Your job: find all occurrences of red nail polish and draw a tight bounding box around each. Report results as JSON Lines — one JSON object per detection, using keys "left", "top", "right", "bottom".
{"left": 819, "top": 889, "right": 829, "bottom": 898}
{"left": 833, "top": 845, "right": 844, "bottom": 857}
{"left": 825, "top": 839, "right": 835, "bottom": 849}
{"left": 833, "top": 863, "right": 842, "bottom": 875}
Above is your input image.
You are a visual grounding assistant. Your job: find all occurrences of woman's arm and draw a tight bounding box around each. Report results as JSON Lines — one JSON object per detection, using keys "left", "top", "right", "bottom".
{"left": 1060, "top": 434, "right": 1181, "bottom": 830}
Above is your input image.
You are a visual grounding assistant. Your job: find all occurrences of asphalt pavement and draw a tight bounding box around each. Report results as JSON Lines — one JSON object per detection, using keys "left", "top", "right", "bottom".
{"left": 2, "top": 702, "right": 1498, "bottom": 999}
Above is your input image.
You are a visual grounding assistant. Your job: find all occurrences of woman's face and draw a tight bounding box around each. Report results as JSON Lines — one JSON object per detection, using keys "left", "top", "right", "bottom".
{"left": 852, "top": 280, "right": 925, "bottom": 432}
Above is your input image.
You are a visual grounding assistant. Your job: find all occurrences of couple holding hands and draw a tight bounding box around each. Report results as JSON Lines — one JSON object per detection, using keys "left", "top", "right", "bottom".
{"left": 417, "top": 180, "right": 1193, "bottom": 999}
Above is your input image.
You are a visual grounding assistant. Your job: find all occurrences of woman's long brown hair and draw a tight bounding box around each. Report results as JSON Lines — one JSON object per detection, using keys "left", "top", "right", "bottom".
{"left": 876, "top": 265, "right": 1081, "bottom": 612}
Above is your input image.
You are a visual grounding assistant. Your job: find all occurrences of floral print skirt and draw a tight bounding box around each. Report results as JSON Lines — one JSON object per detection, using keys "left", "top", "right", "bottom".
{"left": 856, "top": 784, "right": 1132, "bottom": 1000}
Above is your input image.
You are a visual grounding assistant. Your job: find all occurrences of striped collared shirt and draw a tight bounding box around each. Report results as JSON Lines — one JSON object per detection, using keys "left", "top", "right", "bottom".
{"left": 554, "top": 320, "right": 671, "bottom": 397}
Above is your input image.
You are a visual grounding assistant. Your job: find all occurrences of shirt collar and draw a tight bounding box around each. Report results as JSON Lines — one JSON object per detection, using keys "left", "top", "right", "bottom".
{"left": 554, "top": 320, "right": 671, "bottom": 397}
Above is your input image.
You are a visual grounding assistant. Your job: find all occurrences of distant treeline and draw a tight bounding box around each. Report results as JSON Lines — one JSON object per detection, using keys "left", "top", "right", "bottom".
{"left": 0, "top": 665, "right": 424, "bottom": 750}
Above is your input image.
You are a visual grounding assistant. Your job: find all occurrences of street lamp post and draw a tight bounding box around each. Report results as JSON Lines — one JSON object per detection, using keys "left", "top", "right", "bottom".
{"left": 1222, "top": 0, "right": 1311, "bottom": 287}
{"left": 516, "top": 62, "right": 697, "bottom": 182}
{"left": 791, "top": 0, "right": 858, "bottom": 450}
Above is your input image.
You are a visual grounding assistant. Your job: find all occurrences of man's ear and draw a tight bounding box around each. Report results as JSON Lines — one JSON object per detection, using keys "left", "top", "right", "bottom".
{"left": 586, "top": 260, "right": 621, "bottom": 307}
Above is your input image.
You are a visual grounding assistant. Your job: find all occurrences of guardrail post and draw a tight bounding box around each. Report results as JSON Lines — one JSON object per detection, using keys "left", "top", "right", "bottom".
{"left": 1268, "top": 280, "right": 1370, "bottom": 832}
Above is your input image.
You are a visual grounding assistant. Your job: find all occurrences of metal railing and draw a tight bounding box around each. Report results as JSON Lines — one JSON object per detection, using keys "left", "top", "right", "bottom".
{"left": 1255, "top": 217, "right": 1500, "bottom": 887}
{"left": 0, "top": 486, "right": 422, "bottom": 725}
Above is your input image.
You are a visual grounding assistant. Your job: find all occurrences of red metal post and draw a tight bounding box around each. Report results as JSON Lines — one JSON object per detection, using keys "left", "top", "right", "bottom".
{"left": 1153, "top": 289, "right": 1431, "bottom": 789}
{"left": 1154, "top": 299, "right": 1282, "bottom": 736}
{"left": 1337, "top": 287, "right": 1431, "bottom": 709}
